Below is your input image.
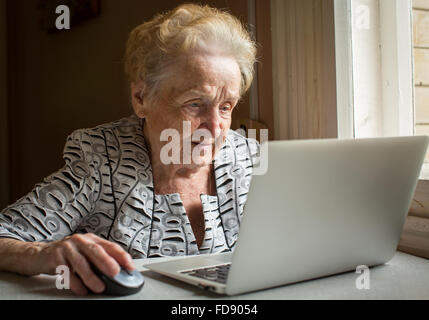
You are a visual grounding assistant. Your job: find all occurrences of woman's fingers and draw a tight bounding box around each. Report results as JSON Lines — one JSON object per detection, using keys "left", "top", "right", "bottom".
{"left": 62, "top": 241, "right": 106, "bottom": 294}
{"left": 68, "top": 272, "right": 89, "bottom": 296}
{"left": 87, "top": 234, "right": 135, "bottom": 271}
{"left": 39, "top": 233, "right": 135, "bottom": 296}
{"left": 47, "top": 246, "right": 89, "bottom": 296}
{"left": 69, "top": 234, "right": 120, "bottom": 278}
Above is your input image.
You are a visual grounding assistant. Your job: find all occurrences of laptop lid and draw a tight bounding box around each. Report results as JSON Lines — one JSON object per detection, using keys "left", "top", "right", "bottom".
{"left": 225, "top": 136, "right": 428, "bottom": 295}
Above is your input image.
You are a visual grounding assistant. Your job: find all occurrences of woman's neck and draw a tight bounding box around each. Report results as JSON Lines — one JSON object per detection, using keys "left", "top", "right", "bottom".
{"left": 143, "top": 121, "right": 213, "bottom": 194}
{"left": 151, "top": 160, "right": 214, "bottom": 196}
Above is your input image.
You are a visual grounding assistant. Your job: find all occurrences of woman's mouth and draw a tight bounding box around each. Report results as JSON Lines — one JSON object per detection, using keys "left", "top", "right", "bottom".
{"left": 192, "top": 142, "right": 213, "bottom": 151}
{"left": 192, "top": 141, "right": 214, "bottom": 147}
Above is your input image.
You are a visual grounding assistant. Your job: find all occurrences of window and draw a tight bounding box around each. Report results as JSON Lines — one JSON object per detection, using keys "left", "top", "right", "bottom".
{"left": 335, "top": 0, "right": 429, "bottom": 180}
{"left": 333, "top": 0, "right": 429, "bottom": 258}
{"left": 335, "top": 0, "right": 414, "bottom": 139}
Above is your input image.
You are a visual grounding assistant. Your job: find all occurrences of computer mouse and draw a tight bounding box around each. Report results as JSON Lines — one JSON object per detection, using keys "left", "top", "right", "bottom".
{"left": 91, "top": 265, "right": 145, "bottom": 296}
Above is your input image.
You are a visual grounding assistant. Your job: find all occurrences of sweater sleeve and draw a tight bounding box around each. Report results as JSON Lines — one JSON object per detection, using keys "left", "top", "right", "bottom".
{"left": 0, "top": 129, "right": 100, "bottom": 242}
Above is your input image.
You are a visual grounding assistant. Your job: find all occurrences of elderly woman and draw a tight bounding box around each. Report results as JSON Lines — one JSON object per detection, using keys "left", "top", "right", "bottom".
{"left": 0, "top": 4, "right": 258, "bottom": 295}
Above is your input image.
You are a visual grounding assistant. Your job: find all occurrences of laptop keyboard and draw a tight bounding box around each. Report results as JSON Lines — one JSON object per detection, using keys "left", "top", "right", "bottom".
{"left": 180, "top": 263, "right": 231, "bottom": 284}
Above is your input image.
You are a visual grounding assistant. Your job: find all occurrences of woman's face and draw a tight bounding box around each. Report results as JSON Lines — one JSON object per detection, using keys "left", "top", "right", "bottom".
{"left": 134, "top": 52, "right": 242, "bottom": 168}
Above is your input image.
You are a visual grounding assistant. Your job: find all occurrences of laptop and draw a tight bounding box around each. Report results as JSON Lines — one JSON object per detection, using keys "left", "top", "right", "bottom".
{"left": 146, "top": 136, "right": 429, "bottom": 295}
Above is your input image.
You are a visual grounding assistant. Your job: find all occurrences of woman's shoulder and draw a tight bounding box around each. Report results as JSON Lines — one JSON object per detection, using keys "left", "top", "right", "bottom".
{"left": 64, "top": 114, "right": 142, "bottom": 148}
{"left": 70, "top": 114, "right": 141, "bottom": 136}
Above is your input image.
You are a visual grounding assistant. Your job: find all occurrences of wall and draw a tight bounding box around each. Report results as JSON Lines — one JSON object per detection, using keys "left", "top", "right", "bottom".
{"left": 270, "top": 0, "right": 337, "bottom": 140}
{"left": 400, "top": 0, "right": 429, "bottom": 258}
{"left": 0, "top": 0, "right": 8, "bottom": 209}
{"left": 6, "top": 0, "right": 250, "bottom": 204}
{"left": 413, "top": 0, "right": 429, "bottom": 163}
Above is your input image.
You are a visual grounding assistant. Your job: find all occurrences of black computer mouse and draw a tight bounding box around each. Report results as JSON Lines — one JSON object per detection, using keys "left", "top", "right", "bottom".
{"left": 90, "top": 265, "right": 145, "bottom": 296}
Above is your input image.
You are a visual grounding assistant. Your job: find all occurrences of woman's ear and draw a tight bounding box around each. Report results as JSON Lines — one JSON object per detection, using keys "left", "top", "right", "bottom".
{"left": 131, "top": 81, "right": 148, "bottom": 118}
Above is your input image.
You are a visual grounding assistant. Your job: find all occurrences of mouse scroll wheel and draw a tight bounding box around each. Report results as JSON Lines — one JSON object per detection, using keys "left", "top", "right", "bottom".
{"left": 123, "top": 269, "right": 133, "bottom": 276}
{"left": 122, "top": 271, "right": 136, "bottom": 281}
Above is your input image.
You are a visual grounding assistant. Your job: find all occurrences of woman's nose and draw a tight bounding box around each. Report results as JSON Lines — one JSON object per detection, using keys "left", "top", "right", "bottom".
{"left": 201, "top": 107, "right": 223, "bottom": 139}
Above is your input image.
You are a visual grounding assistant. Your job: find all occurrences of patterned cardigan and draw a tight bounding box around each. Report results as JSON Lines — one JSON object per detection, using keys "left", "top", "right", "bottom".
{"left": 0, "top": 115, "right": 259, "bottom": 259}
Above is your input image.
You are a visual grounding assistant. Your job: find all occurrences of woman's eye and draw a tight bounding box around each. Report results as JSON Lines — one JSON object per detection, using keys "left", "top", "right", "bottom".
{"left": 188, "top": 102, "right": 200, "bottom": 108}
{"left": 183, "top": 102, "right": 202, "bottom": 114}
{"left": 220, "top": 105, "right": 232, "bottom": 113}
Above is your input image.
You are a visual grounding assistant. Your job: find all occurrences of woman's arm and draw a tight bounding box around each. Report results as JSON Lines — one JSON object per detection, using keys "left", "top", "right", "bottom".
{"left": 0, "top": 234, "right": 135, "bottom": 295}
{"left": 0, "top": 238, "right": 44, "bottom": 275}
{"left": 0, "top": 129, "right": 99, "bottom": 243}
{"left": 0, "top": 128, "right": 134, "bottom": 295}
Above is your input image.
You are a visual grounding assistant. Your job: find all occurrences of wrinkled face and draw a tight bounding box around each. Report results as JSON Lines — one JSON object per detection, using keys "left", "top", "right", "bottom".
{"left": 132, "top": 52, "right": 242, "bottom": 168}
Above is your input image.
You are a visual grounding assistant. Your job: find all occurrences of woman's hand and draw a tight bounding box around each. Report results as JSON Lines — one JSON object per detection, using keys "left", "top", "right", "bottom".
{"left": 31, "top": 233, "right": 135, "bottom": 296}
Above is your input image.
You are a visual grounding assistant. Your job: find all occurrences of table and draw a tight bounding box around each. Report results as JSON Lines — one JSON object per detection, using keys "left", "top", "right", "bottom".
{"left": 0, "top": 251, "right": 428, "bottom": 300}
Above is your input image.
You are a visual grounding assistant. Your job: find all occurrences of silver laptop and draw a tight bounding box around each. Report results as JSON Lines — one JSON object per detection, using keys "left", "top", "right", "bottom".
{"left": 146, "top": 136, "right": 429, "bottom": 295}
